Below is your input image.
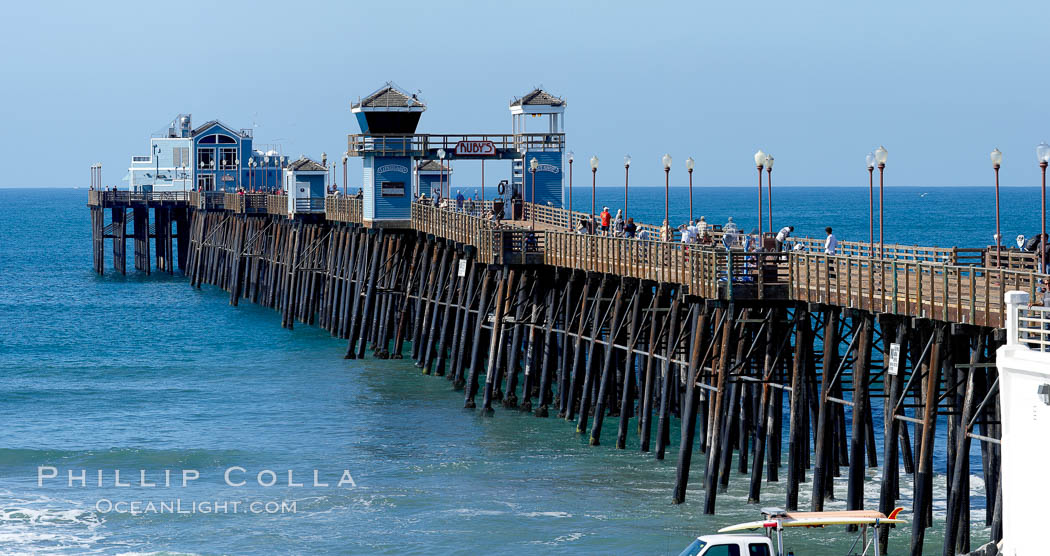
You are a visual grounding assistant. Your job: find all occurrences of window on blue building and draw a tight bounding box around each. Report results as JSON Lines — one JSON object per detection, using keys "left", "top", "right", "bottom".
{"left": 199, "top": 134, "right": 237, "bottom": 144}
{"left": 198, "top": 148, "right": 215, "bottom": 169}
{"left": 220, "top": 148, "right": 237, "bottom": 169}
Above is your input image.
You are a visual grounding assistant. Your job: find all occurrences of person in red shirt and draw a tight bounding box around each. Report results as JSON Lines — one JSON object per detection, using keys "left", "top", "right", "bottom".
{"left": 600, "top": 206, "right": 611, "bottom": 235}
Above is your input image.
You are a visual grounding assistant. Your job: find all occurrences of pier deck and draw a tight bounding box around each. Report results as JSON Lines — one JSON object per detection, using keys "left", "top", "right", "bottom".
{"left": 87, "top": 189, "right": 1024, "bottom": 554}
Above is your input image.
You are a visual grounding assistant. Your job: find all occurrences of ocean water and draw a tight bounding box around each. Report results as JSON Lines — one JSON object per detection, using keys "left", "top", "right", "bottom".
{"left": 0, "top": 186, "right": 1023, "bottom": 555}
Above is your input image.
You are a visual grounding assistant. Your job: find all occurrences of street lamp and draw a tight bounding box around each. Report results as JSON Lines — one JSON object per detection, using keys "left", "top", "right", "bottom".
{"left": 686, "top": 156, "right": 695, "bottom": 224}
{"left": 991, "top": 148, "right": 1003, "bottom": 267}
{"left": 754, "top": 150, "right": 766, "bottom": 235}
{"left": 624, "top": 154, "right": 632, "bottom": 220}
{"left": 590, "top": 156, "right": 599, "bottom": 231}
{"left": 153, "top": 144, "right": 161, "bottom": 190}
{"left": 662, "top": 153, "right": 672, "bottom": 227}
{"left": 342, "top": 152, "right": 348, "bottom": 197}
{"left": 1038, "top": 141, "right": 1050, "bottom": 273}
{"left": 530, "top": 157, "right": 539, "bottom": 231}
{"left": 264, "top": 156, "right": 270, "bottom": 192}
{"left": 567, "top": 151, "right": 574, "bottom": 229}
{"left": 764, "top": 155, "right": 774, "bottom": 233}
{"left": 874, "top": 145, "right": 888, "bottom": 258}
{"left": 866, "top": 152, "right": 875, "bottom": 256}
{"left": 437, "top": 148, "right": 446, "bottom": 202}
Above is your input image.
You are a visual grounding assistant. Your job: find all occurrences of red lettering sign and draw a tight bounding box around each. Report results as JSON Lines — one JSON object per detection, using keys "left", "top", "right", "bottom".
{"left": 454, "top": 141, "right": 496, "bottom": 156}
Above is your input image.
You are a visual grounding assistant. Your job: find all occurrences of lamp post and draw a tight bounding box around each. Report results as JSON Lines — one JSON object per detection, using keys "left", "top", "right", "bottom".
{"left": 342, "top": 153, "right": 348, "bottom": 197}
{"left": 590, "top": 156, "right": 599, "bottom": 231}
{"left": 874, "top": 146, "right": 888, "bottom": 258}
{"left": 153, "top": 144, "right": 161, "bottom": 190}
{"left": 567, "top": 151, "right": 574, "bottom": 229}
{"left": 235, "top": 158, "right": 240, "bottom": 191}
{"left": 764, "top": 155, "right": 774, "bottom": 233}
{"left": 662, "top": 154, "right": 672, "bottom": 227}
{"left": 437, "top": 148, "right": 446, "bottom": 202}
{"left": 279, "top": 155, "right": 287, "bottom": 195}
{"left": 624, "top": 154, "right": 632, "bottom": 220}
{"left": 1038, "top": 142, "right": 1050, "bottom": 273}
{"left": 991, "top": 148, "right": 1003, "bottom": 267}
{"left": 530, "top": 157, "right": 539, "bottom": 231}
{"left": 264, "top": 156, "right": 270, "bottom": 192}
{"left": 866, "top": 152, "right": 875, "bottom": 255}
{"left": 754, "top": 150, "right": 766, "bottom": 234}
{"left": 686, "top": 156, "right": 695, "bottom": 224}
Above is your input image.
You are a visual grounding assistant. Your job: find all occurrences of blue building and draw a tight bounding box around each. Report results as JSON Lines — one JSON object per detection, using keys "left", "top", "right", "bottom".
{"left": 285, "top": 156, "right": 328, "bottom": 215}
{"left": 127, "top": 114, "right": 286, "bottom": 193}
{"left": 346, "top": 83, "right": 567, "bottom": 228}
{"left": 510, "top": 89, "right": 566, "bottom": 208}
{"left": 351, "top": 83, "right": 425, "bottom": 226}
{"left": 415, "top": 160, "right": 451, "bottom": 199}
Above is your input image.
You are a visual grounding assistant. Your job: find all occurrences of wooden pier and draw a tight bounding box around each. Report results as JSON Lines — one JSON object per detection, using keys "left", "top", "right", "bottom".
{"left": 88, "top": 189, "right": 1037, "bottom": 554}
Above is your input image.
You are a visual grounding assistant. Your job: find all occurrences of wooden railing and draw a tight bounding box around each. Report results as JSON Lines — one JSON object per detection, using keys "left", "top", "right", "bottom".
{"left": 986, "top": 248, "right": 1039, "bottom": 272}
{"left": 790, "top": 253, "right": 1041, "bottom": 328}
{"left": 543, "top": 232, "right": 791, "bottom": 299}
{"left": 347, "top": 133, "right": 565, "bottom": 157}
{"left": 87, "top": 191, "right": 190, "bottom": 206}
{"left": 267, "top": 195, "right": 288, "bottom": 217}
{"left": 325, "top": 195, "right": 363, "bottom": 223}
{"left": 223, "top": 193, "right": 268, "bottom": 214}
{"left": 411, "top": 202, "right": 498, "bottom": 262}
{"left": 188, "top": 191, "right": 225, "bottom": 210}
{"left": 85, "top": 190, "right": 1049, "bottom": 326}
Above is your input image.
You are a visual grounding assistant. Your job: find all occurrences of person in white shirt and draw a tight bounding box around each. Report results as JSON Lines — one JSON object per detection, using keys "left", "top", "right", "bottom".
{"left": 824, "top": 226, "right": 838, "bottom": 255}
{"left": 723, "top": 217, "right": 738, "bottom": 234}
{"left": 775, "top": 226, "right": 794, "bottom": 251}
{"left": 696, "top": 217, "right": 708, "bottom": 241}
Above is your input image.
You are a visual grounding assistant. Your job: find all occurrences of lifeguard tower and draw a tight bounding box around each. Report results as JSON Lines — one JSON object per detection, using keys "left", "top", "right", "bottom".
{"left": 509, "top": 88, "right": 566, "bottom": 209}
{"left": 347, "top": 83, "right": 566, "bottom": 228}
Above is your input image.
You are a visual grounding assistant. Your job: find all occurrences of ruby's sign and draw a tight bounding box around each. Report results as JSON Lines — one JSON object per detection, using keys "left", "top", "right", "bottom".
{"left": 454, "top": 141, "right": 496, "bottom": 156}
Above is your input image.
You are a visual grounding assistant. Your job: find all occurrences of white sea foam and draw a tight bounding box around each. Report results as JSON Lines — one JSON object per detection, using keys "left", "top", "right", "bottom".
{"left": 0, "top": 498, "right": 105, "bottom": 555}
{"left": 519, "top": 511, "right": 572, "bottom": 518}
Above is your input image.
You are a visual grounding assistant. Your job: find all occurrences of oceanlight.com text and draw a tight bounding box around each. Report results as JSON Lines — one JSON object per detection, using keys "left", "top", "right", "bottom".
{"left": 95, "top": 498, "right": 298, "bottom": 515}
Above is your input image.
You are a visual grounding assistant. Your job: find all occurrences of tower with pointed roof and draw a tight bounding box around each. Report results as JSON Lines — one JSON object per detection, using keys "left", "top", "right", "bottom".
{"left": 510, "top": 88, "right": 566, "bottom": 209}
{"left": 351, "top": 83, "right": 424, "bottom": 226}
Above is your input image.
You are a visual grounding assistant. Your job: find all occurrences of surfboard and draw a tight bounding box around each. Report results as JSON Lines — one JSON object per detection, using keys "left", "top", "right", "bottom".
{"left": 717, "top": 508, "right": 907, "bottom": 533}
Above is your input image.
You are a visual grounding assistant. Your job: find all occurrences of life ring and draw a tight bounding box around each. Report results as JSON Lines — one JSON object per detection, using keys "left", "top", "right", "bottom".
{"left": 497, "top": 182, "right": 506, "bottom": 195}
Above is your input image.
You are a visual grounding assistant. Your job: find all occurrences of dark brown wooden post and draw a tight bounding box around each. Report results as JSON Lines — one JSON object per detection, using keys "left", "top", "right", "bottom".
{"left": 847, "top": 311, "right": 874, "bottom": 514}
{"left": 911, "top": 324, "right": 945, "bottom": 556}
{"left": 703, "top": 304, "right": 734, "bottom": 514}
{"left": 673, "top": 303, "right": 710, "bottom": 503}
{"left": 812, "top": 306, "right": 840, "bottom": 509}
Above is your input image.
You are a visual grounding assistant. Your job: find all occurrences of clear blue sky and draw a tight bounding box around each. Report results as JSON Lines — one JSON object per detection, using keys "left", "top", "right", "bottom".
{"left": 2, "top": 0, "right": 1047, "bottom": 188}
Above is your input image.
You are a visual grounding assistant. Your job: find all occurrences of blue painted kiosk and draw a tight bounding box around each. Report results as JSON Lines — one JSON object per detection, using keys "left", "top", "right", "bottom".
{"left": 348, "top": 83, "right": 565, "bottom": 229}
{"left": 415, "top": 160, "right": 451, "bottom": 199}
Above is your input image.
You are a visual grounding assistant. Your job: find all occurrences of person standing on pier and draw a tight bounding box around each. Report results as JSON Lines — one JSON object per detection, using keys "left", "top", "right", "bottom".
{"left": 612, "top": 209, "right": 625, "bottom": 236}
{"left": 824, "top": 226, "right": 838, "bottom": 255}
{"left": 600, "top": 207, "right": 611, "bottom": 235}
{"left": 624, "top": 217, "right": 637, "bottom": 238}
{"left": 696, "top": 217, "right": 708, "bottom": 241}
{"left": 775, "top": 225, "right": 794, "bottom": 251}
{"left": 455, "top": 190, "right": 464, "bottom": 211}
{"left": 660, "top": 220, "right": 672, "bottom": 243}
{"left": 723, "top": 217, "right": 738, "bottom": 234}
